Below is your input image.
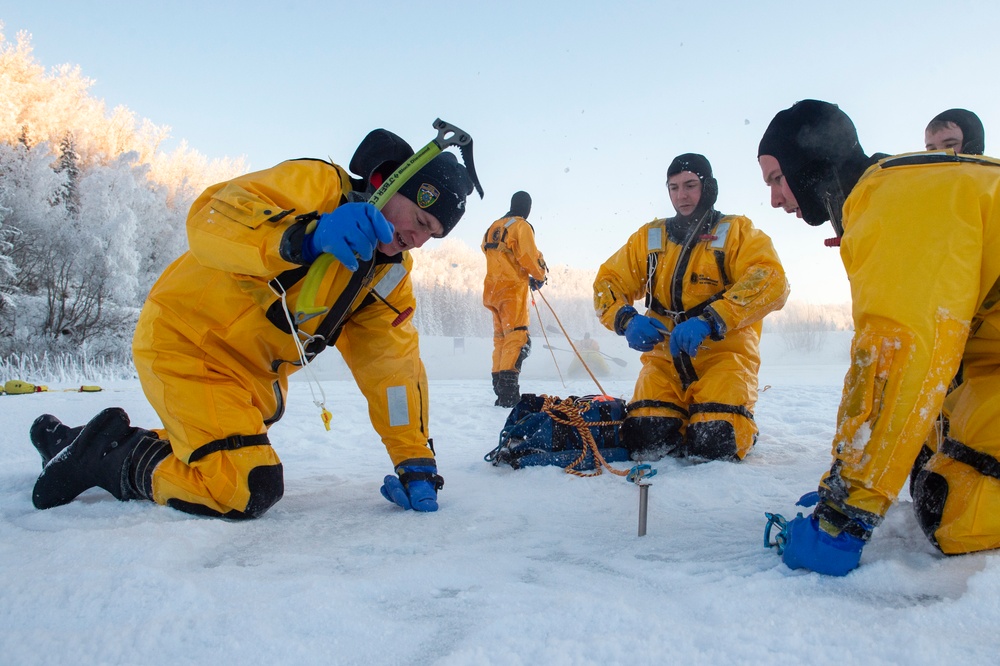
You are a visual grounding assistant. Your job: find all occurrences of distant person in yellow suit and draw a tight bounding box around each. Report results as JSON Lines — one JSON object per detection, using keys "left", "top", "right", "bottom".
{"left": 568, "top": 332, "right": 610, "bottom": 378}
{"left": 577, "top": 332, "right": 599, "bottom": 352}
{"left": 759, "top": 99, "right": 1000, "bottom": 576}
{"left": 482, "top": 191, "right": 548, "bottom": 407}
{"left": 595, "top": 154, "right": 788, "bottom": 462}
{"left": 30, "top": 126, "right": 481, "bottom": 518}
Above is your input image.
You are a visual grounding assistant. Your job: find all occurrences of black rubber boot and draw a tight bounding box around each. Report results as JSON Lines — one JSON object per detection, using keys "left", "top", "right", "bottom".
{"left": 491, "top": 372, "right": 502, "bottom": 406}
{"left": 622, "top": 416, "right": 685, "bottom": 461}
{"left": 29, "top": 414, "right": 83, "bottom": 468}
{"left": 32, "top": 407, "right": 169, "bottom": 510}
{"left": 687, "top": 420, "right": 741, "bottom": 461}
{"left": 496, "top": 371, "right": 521, "bottom": 409}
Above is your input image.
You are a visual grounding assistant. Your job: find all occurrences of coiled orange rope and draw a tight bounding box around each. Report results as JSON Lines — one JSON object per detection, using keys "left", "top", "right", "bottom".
{"left": 539, "top": 395, "right": 630, "bottom": 478}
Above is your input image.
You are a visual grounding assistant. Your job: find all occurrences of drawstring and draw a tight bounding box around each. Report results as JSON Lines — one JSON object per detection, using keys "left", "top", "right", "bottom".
{"left": 268, "top": 281, "right": 333, "bottom": 431}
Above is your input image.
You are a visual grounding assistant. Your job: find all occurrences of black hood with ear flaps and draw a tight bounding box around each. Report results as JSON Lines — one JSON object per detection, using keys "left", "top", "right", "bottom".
{"left": 349, "top": 129, "right": 415, "bottom": 193}
{"left": 507, "top": 191, "right": 532, "bottom": 219}
{"left": 930, "top": 108, "right": 985, "bottom": 155}
{"left": 665, "top": 153, "right": 719, "bottom": 242}
{"left": 758, "top": 100, "right": 872, "bottom": 229}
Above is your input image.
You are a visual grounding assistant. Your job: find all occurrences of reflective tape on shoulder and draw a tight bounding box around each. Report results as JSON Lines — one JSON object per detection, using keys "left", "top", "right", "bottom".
{"left": 373, "top": 263, "right": 408, "bottom": 299}
{"left": 710, "top": 222, "right": 730, "bottom": 249}
{"left": 647, "top": 226, "right": 663, "bottom": 251}
{"left": 386, "top": 385, "right": 410, "bottom": 427}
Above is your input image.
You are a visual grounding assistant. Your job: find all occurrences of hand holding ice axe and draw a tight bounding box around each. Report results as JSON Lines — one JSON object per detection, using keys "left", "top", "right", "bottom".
{"left": 295, "top": 119, "right": 484, "bottom": 324}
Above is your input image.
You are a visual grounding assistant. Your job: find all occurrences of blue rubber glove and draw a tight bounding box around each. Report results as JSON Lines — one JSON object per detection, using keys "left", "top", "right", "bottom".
{"left": 303, "top": 202, "right": 394, "bottom": 271}
{"left": 529, "top": 276, "right": 546, "bottom": 291}
{"left": 379, "top": 458, "right": 443, "bottom": 512}
{"left": 624, "top": 314, "right": 669, "bottom": 352}
{"left": 779, "top": 512, "right": 865, "bottom": 576}
{"left": 796, "top": 491, "right": 821, "bottom": 507}
{"left": 669, "top": 317, "right": 712, "bottom": 357}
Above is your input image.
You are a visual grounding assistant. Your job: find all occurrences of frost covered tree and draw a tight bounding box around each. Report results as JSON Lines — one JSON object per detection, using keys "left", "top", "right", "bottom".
{"left": 54, "top": 132, "right": 80, "bottom": 215}
{"left": 0, "top": 25, "right": 244, "bottom": 358}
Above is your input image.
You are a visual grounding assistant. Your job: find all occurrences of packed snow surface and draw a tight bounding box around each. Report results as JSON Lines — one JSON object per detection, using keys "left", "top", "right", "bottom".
{"left": 1, "top": 331, "right": 996, "bottom": 665}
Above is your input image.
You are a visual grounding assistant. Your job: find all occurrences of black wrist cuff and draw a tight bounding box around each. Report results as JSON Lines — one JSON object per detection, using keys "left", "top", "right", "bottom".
{"left": 614, "top": 306, "right": 638, "bottom": 336}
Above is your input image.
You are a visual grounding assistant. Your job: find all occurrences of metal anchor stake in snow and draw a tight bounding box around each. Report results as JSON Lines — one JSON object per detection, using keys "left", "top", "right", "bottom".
{"left": 627, "top": 464, "right": 657, "bottom": 536}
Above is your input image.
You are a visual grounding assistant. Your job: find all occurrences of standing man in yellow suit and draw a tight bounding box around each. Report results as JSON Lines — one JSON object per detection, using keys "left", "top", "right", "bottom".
{"left": 594, "top": 154, "right": 788, "bottom": 462}
{"left": 482, "top": 191, "right": 548, "bottom": 408}
{"left": 30, "top": 127, "right": 481, "bottom": 517}
{"left": 759, "top": 99, "right": 1000, "bottom": 575}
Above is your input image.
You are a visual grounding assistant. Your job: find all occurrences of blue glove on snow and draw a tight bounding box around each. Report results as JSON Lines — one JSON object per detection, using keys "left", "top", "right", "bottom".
{"left": 380, "top": 458, "right": 444, "bottom": 512}
{"left": 303, "top": 202, "right": 394, "bottom": 271}
{"left": 529, "top": 276, "right": 546, "bottom": 291}
{"left": 779, "top": 513, "right": 865, "bottom": 576}
{"left": 774, "top": 492, "right": 867, "bottom": 576}
{"left": 669, "top": 317, "right": 712, "bottom": 357}
{"left": 624, "top": 314, "right": 669, "bottom": 352}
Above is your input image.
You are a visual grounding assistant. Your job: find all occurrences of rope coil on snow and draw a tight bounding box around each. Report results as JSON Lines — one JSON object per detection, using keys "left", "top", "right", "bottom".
{"left": 539, "top": 395, "right": 629, "bottom": 478}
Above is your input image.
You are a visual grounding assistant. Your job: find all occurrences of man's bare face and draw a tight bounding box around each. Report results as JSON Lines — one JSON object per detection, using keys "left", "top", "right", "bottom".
{"left": 759, "top": 154, "right": 801, "bottom": 219}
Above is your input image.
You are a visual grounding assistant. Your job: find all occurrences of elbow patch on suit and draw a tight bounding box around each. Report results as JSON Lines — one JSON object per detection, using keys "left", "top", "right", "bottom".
{"left": 593, "top": 282, "right": 621, "bottom": 321}
{"left": 725, "top": 266, "right": 780, "bottom": 307}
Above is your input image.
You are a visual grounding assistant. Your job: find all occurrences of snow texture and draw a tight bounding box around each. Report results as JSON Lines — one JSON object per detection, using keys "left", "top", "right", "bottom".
{"left": 1, "top": 331, "right": 997, "bottom": 665}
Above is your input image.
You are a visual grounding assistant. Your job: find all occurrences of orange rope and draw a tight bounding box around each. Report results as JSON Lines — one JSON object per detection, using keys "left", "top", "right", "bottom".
{"left": 535, "top": 289, "right": 607, "bottom": 396}
{"left": 532, "top": 297, "right": 565, "bottom": 387}
{"left": 539, "top": 395, "right": 629, "bottom": 478}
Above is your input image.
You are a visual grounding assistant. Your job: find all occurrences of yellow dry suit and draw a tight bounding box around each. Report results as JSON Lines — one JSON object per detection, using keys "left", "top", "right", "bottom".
{"left": 817, "top": 151, "right": 1000, "bottom": 554}
{"left": 132, "top": 159, "right": 433, "bottom": 518}
{"left": 595, "top": 211, "right": 788, "bottom": 460}
{"left": 481, "top": 215, "right": 547, "bottom": 373}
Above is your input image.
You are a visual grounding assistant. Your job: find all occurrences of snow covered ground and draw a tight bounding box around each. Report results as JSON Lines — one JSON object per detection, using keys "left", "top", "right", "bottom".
{"left": 2, "top": 329, "right": 998, "bottom": 665}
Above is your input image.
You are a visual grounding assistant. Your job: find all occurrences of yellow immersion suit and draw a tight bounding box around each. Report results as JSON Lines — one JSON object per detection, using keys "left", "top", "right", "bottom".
{"left": 132, "top": 159, "right": 432, "bottom": 518}
{"left": 481, "top": 215, "right": 547, "bottom": 373}
{"left": 595, "top": 212, "right": 788, "bottom": 460}
{"left": 819, "top": 152, "right": 1000, "bottom": 554}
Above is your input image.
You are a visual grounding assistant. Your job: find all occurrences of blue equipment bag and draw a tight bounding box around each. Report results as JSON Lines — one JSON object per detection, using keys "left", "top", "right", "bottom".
{"left": 485, "top": 394, "right": 630, "bottom": 471}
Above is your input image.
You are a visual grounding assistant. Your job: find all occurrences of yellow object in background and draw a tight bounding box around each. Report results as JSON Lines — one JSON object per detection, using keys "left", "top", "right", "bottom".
{"left": 4, "top": 380, "right": 48, "bottom": 394}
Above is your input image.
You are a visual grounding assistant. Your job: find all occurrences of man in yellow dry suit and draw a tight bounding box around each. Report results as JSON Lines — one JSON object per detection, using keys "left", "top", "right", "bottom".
{"left": 759, "top": 99, "right": 1000, "bottom": 575}
{"left": 482, "top": 191, "right": 548, "bottom": 407}
{"left": 29, "top": 127, "right": 481, "bottom": 518}
{"left": 594, "top": 154, "right": 788, "bottom": 462}
{"left": 909, "top": 108, "right": 986, "bottom": 492}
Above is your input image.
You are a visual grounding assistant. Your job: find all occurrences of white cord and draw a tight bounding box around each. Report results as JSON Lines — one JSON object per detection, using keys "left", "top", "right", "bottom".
{"left": 267, "top": 280, "right": 330, "bottom": 419}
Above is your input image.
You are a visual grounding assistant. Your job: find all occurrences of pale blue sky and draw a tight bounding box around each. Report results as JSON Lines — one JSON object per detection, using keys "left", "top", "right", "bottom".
{"left": 5, "top": 1, "right": 998, "bottom": 303}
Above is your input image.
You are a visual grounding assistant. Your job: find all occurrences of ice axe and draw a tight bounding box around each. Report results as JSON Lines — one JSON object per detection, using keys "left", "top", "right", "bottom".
{"left": 295, "top": 118, "right": 484, "bottom": 324}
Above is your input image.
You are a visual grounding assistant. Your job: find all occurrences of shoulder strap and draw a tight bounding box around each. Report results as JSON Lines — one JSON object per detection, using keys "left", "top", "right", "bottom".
{"left": 646, "top": 211, "right": 731, "bottom": 322}
{"left": 483, "top": 217, "right": 519, "bottom": 250}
